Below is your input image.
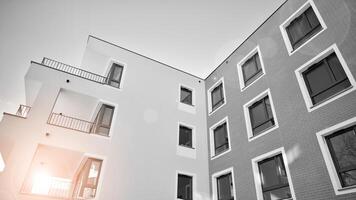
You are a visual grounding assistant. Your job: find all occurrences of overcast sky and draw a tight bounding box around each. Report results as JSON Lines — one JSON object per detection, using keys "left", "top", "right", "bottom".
{"left": 0, "top": 0, "right": 285, "bottom": 116}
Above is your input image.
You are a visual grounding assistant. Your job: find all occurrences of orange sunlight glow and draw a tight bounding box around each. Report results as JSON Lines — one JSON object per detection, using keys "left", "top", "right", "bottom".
{"left": 0, "top": 153, "right": 4, "bottom": 172}
{"left": 31, "top": 171, "right": 51, "bottom": 195}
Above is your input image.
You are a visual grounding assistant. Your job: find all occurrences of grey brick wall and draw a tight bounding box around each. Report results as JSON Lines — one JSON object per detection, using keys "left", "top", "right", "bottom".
{"left": 205, "top": 0, "right": 356, "bottom": 199}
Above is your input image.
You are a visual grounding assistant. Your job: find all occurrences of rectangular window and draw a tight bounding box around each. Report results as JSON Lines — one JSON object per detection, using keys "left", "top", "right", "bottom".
{"left": 249, "top": 96, "right": 275, "bottom": 136}
{"left": 107, "top": 63, "right": 124, "bottom": 88}
{"left": 217, "top": 173, "right": 234, "bottom": 200}
{"left": 302, "top": 52, "right": 351, "bottom": 105}
{"left": 211, "top": 83, "right": 225, "bottom": 112}
{"left": 180, "top": 87, "right": 193, "bottom": 105}
{"left": 177, "top": 174, "right": 193, "bottom": 200}
{"left": 258, "top": 154, "right": 292, "bottom": 200}
{"left": 92, "top": 104, "right": 114, "bottom": 136}
{"left": 286, "top": 6, "right": 322, "bottom": 50}
{"left": 179, "top": 125, "right": 193, "bottom": 148}
{"left": 242, "top": 53, "right": 263, "bottom": 86}
{"left": 213, "top": 122, "right": 229, "bottom": 155}
{"left": 325, "top": 125, "right": 356, "bottom": 188}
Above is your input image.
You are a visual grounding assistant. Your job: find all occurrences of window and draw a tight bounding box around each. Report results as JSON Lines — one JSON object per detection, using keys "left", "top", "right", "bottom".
{"left": 217, "top": 173, "right": 234, "bottom": 200}
{"left": 286, "top": 6, "right": 321, "bottom": 50}
{"left": 280, "top": 0, "right": 326, "bottom": 55}
{"left": 207, "top": 78, "right": 226, "bottom": 114}
{"left": 325, "top": 125, "right": 356, "bottom": 188}
{"left": 316, "top": 117, "right": 356, "bottom": 195}
{"left": 180, "top": 87, "right": 193, "bottom": 105}
{"left": 243, "top": 89, "right": 279, "bottom": 141}
{"left": 177, "top": 174, "right": 193, "bottom": 200}
{"left": 249, "top": 96, "right": 275, "bottom": 136}
{"left": 302, "top": 52, "right": 351, "bottom": 105}
{"left": 258, "top": 154, "right": 292, "bottom": 200}
{"left": 107, "top": 63, "right": 124, "bottom": 88}
{"left": 212, "top": 167, "right": 236, "bottom": 200}
{"left": 92, "top": 104, "right": 114, "bottom": 136}
{"left": 237, "top": 46, "right": 266, "bottom": 91}
{"left": 213, "top": 123, "right": 229, "bottom": 155}
{"left": 209, "top": 117, "right": 231, "bottom": 159}
{"left": 295, "top": 44, "right": 356, "bottom": 112}
{"left": 179, "top": 125, "right": 193, "bottom": 148}
{"left": 252, "top": 148, "right": 296, "bottom": 200}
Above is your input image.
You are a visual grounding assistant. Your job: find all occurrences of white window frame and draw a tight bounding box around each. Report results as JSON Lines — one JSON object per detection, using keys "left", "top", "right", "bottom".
{"left": 243, "top": 88, "right": 279, "bottom": 142}
{"left": 279, "top": 0, "right": 327, "bottom": 56}
{"left": 316, "top": 116, "right": 356, "bottom": 195}
{"left": 175, "top": 170, "right": 196, "bottom": 200}
{"left": 104, "top": 59, "right": 127, "bottom": 90}
{"left": 211, "top": 167, "right": 237, "bottom": 200}
{"left": 90, "top": 100, "right": 119, "bottom": 139}
{"left": 295, "top": 44, "right": 356, "bottom": 112}
{"left": 209, "top": 116, "right": 232, "bottom": 160}
{"left": 176, "top": 122, "right": 196, "bottom": 159}
{"left": 251, "top": 147, "right": 296, "bottom": 200}
{"left": 207, "top": 77, "right": 227, "bottom": 116}
{"left": 178, "top": 84, "right": 196, "bottom": 114}
{"left": 237, "top": 46, "right": 266, "bottom": 91}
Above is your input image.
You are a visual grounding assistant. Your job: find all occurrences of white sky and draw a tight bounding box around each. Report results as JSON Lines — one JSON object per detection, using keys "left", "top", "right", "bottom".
{"left": 0, "top": 0, "right": 285, "bottom": 115}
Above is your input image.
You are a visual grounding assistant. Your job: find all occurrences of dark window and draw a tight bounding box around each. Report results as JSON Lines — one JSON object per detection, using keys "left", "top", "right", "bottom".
{"left": 326, "top": 125, "right": 356, "bottom": 187}
{"left": 302, "top": 52, "right": 351, "bottom": 105}
{"left": 211, "top": 83, "right": 225, "bottom": 112}
{"left": 177, "top": 174, "right": 193, "bottom": 200}
{"left": 179, "top": 125, "right": 193, "bottom": 148}
{"left": 258, "top": 154, "right": 292, "bottom": 200}
{"left": 249, "top": 96, "right": 275, "bottom": 136}
{"left": 217, "top": 173, "right": 234, "bottom": 200}
{"left": 242, "top": 53, "right": 263, "bottom": 86}
{"left": 107, "top": 63, "right": 124, "bottom": 88}
{"left": 286, "top": 6, "right": 322, "bottom": 50}
{"left": 213, "top": 123, "right": 229, "bottom": 155}
{"left": 180, "top": 87, "right": 193, "bottom": 105}
{"left": 92, "top": 104, "right": 114, "bottom": 136}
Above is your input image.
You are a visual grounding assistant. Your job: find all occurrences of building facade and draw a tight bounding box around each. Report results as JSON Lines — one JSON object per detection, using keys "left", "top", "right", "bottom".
{"left": 0, "top": 0, "right": 356, "bottom": 200}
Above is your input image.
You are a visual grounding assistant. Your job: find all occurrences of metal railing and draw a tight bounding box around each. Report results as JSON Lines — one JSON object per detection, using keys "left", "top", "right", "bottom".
{"left": 48, "top": 113, "right": 96, "bottom": 133}
{"left": 41, "top": 57, "right": 108, "bottom": 84}
{"left": 16, "top": 105, "right": 31, "bottom": 118}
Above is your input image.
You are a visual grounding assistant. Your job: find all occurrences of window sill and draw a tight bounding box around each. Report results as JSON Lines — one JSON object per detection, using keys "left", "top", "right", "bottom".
{"left": 241, "top": 72, "right": 265, "bottom": 92}
{"left": 178, "top": 102, "right": 196, "bottom": 114}
{"left": 211, "top": 148, "right": 231, "bottom": 160}
{"left": 338, "top": 185, "right": 356, "bottom": 192}
{"left": 248, "top": 125, "right": 278, "bottom": 142}
{"left": 178, "top": 145, "right": 195, "bottom": 150}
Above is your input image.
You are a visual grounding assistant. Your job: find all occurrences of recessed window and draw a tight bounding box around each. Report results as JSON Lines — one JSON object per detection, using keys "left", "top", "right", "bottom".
{"left": 92, "top": 104, "right": 114, "bottom": 136}
{"left": 295, "top": 44, "right": 356, "bottom": 112}
{"left": 207, "top": 78, "right": 226, "bottom": 114}
{"left": 249, "top": 96, "right": 275, "bottom": 136}
{"left": 209, "top": 117, "right": 231, "bottom": 159}
{"left": 212, "top": 167, "right": 236, "bottom": 200}
{"left": 179, "top": 125, "right": 193, "bottom": 148}
{"left": 316, "top": 117, "right": 356, "bottom": 195}
{"left": 180, "top": 87, "right": 193, "bottom": 105}
{"left": 252, "top": 148, "right": 296, "bottom": 200}
{"left": 280, "top": 0, "right": 327, "bottom": 55}
{"left": 177, "top": 174, "right": 193, "bottom": 200}
{"left": 258, "top": 154, "right": 292, "bottom": 200}
{"left": 302, "top": 52, "right": 351, "bottom": 105}
{"left": 244, "top": 89, "right": 279, "bottom": 141}
{"left": 107, "top": 63, "right": 124, "bottom": 88}
{"left": 325, "top": 125, "right": 356, "bottom": 188}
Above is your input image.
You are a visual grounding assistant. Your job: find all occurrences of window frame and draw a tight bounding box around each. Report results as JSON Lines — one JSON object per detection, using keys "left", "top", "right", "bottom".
{"left": 178, "top": 84, "right": 196, "bottom": 114}
{"left": 316, "top": 116, "right": 356, "bottom": 195}
{"left": 295, "top": 44, "right": 356, "bottom": 112}
{"left": 237, "top": 46, "right": 266, "bottom": 91}
{"left": 279, "top": 0, "right": 327, "bottom": 55}
{"left": 176, "top": 122, "right": 196, "bottom": 159}
{"left": 243, "top": 89, "right": 279, "bottom": 142}
{"left": 211, "top": 167, "right": 237, "bottom": 200}
{"left": 251, "top": 147, "right": 296, "bottom": 200}
{"left": 209, "top": 117, "right": 231, "bottom": 160}
{"left": 175, "top": 171, "right": 196, "bottom": 200}
{"left": 104, "top": 60, "right": 127, "bottom": 90}
{"left": 180, "top": 86, "right": 194, "bottom": 106}
{"left": 207, "top": 78, "right": 226, "bottom": 115}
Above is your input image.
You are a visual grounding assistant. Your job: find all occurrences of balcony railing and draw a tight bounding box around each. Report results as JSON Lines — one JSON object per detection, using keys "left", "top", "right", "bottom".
{"left": 15, "top": 105, "right": 31, "bottom": 118}
{"left": 22, "top": 176, "right": 72, "bottom": 199}
{"left": 41, "top": 57, "right": 108, "bottom": 84}
{"left": 48, "top": 113, "right": 96, "bottom": 133}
